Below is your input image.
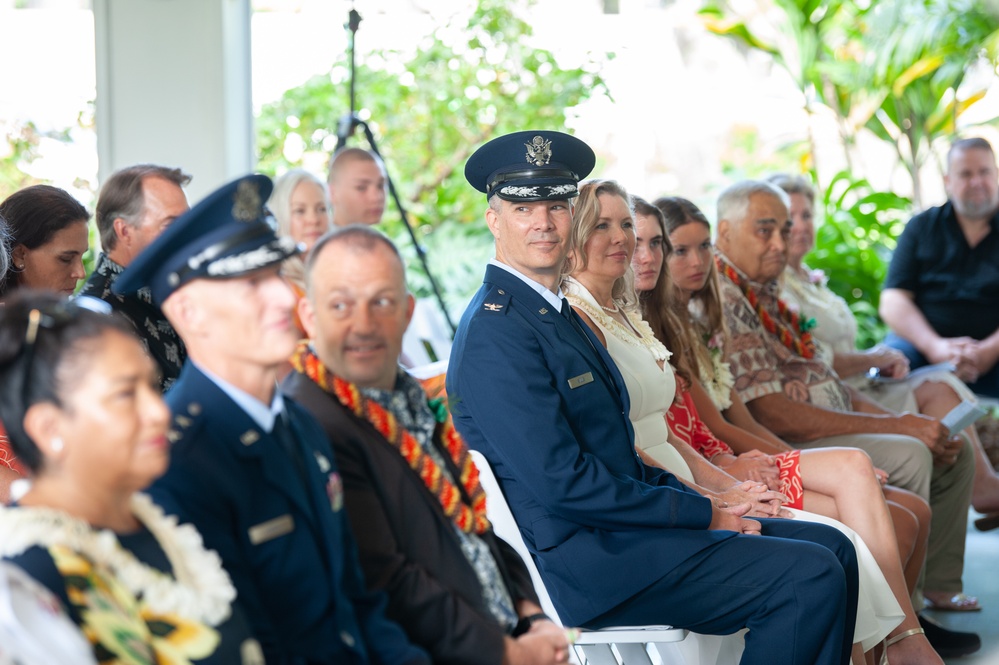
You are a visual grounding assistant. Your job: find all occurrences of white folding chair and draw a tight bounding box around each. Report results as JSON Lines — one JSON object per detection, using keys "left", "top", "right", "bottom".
{"left": 471, "top": 450, "right": 687, "bottom": 665}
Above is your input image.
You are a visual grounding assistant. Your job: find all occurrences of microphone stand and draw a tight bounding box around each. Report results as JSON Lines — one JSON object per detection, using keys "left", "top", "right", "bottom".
{"left": 333, "top": 7, "right": 457, "bottom": 337}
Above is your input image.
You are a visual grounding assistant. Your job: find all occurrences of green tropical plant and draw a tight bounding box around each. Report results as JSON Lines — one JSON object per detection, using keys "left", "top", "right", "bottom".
{"left": 806, "top": 171, "right": 912, "bottom": 348}
{"left": 699, "top": 0, "right": 865, "bottom": 183}
{"left": 699, "top": 0, "right": 998, "bottom": 207}
{"left": 858, "top": 0, "right": 999, "bottom": 206}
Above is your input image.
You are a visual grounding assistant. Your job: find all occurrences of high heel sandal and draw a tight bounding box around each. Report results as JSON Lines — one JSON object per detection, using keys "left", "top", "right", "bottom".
{"left": 879, "top": 627, "right": 925, "bottom": 665}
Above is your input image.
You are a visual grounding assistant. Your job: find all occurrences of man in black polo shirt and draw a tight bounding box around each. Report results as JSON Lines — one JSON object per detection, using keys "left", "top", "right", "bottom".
{"left": 881, "top": 137, "right": 999, "bottom": 398}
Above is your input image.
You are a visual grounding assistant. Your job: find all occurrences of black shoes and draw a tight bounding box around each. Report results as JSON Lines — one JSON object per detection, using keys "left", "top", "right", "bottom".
{"left": 918, "top": 612, "right": 981, "bottom": 658}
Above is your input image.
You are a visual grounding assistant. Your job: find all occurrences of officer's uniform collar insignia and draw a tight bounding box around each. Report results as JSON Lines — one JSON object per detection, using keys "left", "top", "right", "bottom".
{"left": 484, "top": 303, "right": 503, "bottom": 311}
{"left": 314, "top": 452, "right": 331, "bottom": 473}
{"left": 539, "top": 307, "right": 549, "bottom": 315}
{"left": 240, "top": 430, "right": 260, "bottom": 446}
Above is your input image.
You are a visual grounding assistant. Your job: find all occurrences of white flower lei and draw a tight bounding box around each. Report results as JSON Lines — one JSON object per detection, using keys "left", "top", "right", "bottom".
{"left": 702, "top": 344, "right": 735, "bottom": 411}
{"left": 0, "top": 493, "right": 235, "bottom": 626}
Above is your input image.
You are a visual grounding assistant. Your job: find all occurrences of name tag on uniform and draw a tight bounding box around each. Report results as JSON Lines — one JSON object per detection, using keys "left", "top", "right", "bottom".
{"left": 248, "top": 514, "right": 294, "bottom": 545}
{"left": 567, "top": 372, "right": 594, "bottom": 389}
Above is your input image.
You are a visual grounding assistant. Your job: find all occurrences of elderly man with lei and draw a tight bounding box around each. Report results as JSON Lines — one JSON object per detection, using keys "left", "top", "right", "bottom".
{"left": 712, "top": 179, "right": 980, "bottom": 657}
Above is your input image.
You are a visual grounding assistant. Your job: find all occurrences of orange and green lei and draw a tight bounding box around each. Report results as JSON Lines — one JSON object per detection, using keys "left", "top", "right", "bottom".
{"left": 717, "top": 256, "right": 817, "bottom": 359}
{"left": 291, "top": 341, "right": 490, "bottom": 535}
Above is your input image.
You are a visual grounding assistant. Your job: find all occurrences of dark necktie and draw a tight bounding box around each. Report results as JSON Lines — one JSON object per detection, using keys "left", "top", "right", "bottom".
{"left": 561, "top": 297, "right": 616, "bottom": 387}
{"left": 272, "top": 411, "right": 309, "bottom": 485}
{"left": 561, "top": 297, "right": 595, "bottom": 349}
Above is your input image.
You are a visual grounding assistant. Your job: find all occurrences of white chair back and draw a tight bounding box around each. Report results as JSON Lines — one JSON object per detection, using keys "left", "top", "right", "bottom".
{"left": 470, "top": 450, "right": 688, "bottom": 665}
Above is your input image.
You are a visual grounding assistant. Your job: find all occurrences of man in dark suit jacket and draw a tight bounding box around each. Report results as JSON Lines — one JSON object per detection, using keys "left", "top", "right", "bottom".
{"left": 447, "top": 130, "right": 861, "bottom": 665}
{"left": 113, "top": 174, "right": 428, "bottom": 665}
{"left": 282, "top": 225, "right": 571, "bottom": 665}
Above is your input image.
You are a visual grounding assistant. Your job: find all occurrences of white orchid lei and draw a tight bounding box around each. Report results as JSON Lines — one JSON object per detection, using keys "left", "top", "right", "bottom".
{"left": 698, "top": 331, "right": 735, "bottom": 411}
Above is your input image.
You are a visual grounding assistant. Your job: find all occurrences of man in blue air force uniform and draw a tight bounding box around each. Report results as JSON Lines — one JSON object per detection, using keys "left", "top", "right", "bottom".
{"left": 446, "top": 130, "right": 860, "bottom": 665}
{"left": 113, "top": 174, "right": 429, "bottom": 665}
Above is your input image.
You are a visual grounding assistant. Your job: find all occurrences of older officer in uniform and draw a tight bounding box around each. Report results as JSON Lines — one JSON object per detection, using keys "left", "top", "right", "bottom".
{"left": 113, "top": 175, "right": 429, "bottom": 665}
{"left": 447, "top": 130, "right": 860, "bottom": 665}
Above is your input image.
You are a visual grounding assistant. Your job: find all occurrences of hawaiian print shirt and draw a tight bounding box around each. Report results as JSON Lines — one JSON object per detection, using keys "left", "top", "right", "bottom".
{"left": 716, "top": 252, "right": 852, "bottom": 412}
{"left": 80, "top": 253, "right": 187, "bottom": 392}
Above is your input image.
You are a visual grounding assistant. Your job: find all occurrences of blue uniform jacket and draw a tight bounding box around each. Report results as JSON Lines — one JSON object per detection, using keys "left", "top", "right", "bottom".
{"left": 447, "top": 265, "right": 737, "bottom": 626}
{"left": 149, "top": 363, "right": 428, "bottom": 665}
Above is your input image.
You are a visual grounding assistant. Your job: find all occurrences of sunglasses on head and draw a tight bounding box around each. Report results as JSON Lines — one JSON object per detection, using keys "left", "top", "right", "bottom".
{"left": 20, "top": 296, "right": 113, "bottom": 403}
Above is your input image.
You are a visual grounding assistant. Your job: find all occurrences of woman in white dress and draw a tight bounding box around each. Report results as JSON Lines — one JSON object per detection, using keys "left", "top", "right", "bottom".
{"left": 772, "top": 173, "right": 998, "bottom": 605}
{"left": 565, "top": 180, "right": 939, "bottom": 665}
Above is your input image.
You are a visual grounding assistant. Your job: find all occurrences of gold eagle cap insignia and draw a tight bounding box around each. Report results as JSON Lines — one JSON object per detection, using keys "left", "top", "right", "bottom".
{"left": 233, "top": 180, "right": 262, "bottom": 222}
{"left": 484, "top": 303, "right": 504, "bottom": 311}
{"left": 525, "top": 136, "right": 553, "bottom": 166}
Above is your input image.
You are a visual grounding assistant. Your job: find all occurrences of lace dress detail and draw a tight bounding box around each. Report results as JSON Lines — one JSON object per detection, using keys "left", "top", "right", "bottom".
{"left": 564, "top": 278, "right": 671, "bottom": 365}
{"left": 564, "top": 278, "right": 691, "bottom": 480}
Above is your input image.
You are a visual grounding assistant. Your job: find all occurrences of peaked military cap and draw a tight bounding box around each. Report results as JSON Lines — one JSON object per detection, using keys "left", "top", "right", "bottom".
{"left": 464, "top": 130, "right": 596, "bottom": 202}
{"left": 113, "top": 174, "right": 300, "bottom": 305}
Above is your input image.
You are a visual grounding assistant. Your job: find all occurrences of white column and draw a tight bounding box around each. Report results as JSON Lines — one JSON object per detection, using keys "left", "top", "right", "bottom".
{"left": 93, "top": 0, "right": 253, "bottom": 201}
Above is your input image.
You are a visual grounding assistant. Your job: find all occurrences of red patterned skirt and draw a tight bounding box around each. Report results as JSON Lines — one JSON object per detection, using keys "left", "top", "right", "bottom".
{"left": 666, "top": 388, "right": 804, "bottom": 509}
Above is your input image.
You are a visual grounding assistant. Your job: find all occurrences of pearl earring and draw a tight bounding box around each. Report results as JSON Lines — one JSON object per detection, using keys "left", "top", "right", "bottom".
{"left": 50, "top": 437, "right": 64, "bottom": 453}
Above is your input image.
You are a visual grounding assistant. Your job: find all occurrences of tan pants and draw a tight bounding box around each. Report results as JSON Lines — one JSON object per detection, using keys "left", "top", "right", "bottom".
{"left": 792, "top": 431, "right": 975, "bottom": 595}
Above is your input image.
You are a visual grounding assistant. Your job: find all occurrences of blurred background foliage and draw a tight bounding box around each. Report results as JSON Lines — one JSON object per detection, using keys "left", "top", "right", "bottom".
{"left": 2, "top": 118, "right": 100, "bottom": 282}
{"left": 3, "top": 0, "right": 998, "bottom": 337}
{"left": 809, "top": 171, "right": 911, "bottom": 348}
{"left": 255, "top": 0, "right": 610, "bottom": 320}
